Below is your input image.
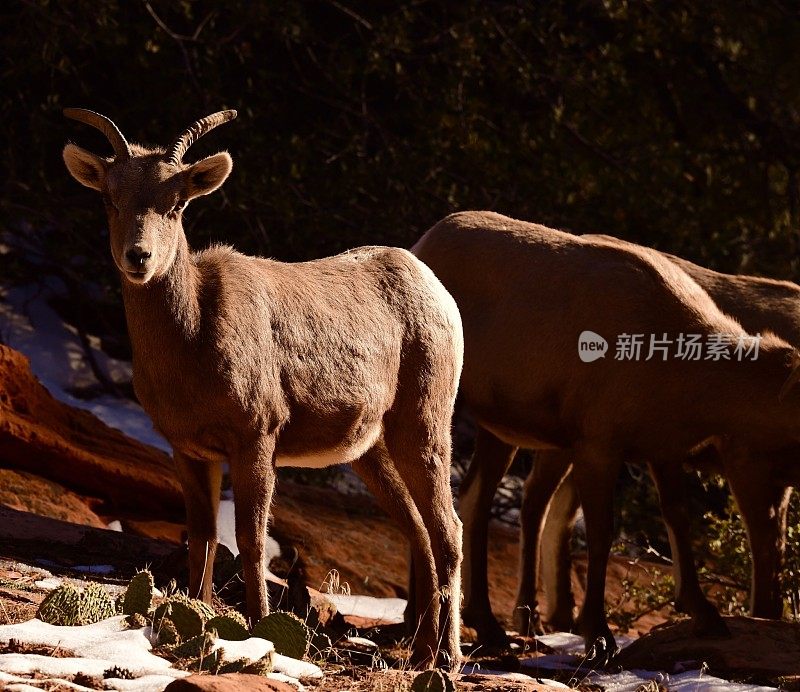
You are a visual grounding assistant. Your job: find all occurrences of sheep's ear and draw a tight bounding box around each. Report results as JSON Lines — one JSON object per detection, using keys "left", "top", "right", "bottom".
{"left": 183, "top": 152, "right": 232, "bottom": 199}
{"left": 63, "top": 144, "right": 108, "bottom": 191}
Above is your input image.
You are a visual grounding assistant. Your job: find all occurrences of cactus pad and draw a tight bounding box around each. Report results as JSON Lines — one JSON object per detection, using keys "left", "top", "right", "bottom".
{"left": 241, "top": 656, "right": 275, "bottom": 675}
{"left": 125, "top": 612, "right": 149, "bottom": 629}
{"left": 411, "top": 670, "right": 455, "bottom": 692}
{"left": 252, "top": 611, "right": 311, "bottom": 659}
{"left": 152, "top": 595, "right": 214, "bottom": 639}
{"left": 123, "top": 570, "right": 154, "bottom": 616}
{"left": 168, "top": 631, "right": 217, "bottom": 659}
{"left": 37, "top": 582, "right": 116, "bottom": 626}
{"left": 157, "top": 618, "right": 180, "bottom": 646}
{"left": 205, "top": 614, "right": 249, "bottom": 641}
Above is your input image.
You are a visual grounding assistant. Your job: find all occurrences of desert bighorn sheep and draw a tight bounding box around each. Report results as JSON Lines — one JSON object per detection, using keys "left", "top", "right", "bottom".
{"left": 515, "top": 252, "right": 800, "bottom": 633}
{"left": 413, "top": 211, "right": 800, "bottom": 662}
{"left": 458, "top": 245, "right": 800, "bottom": 642}
{"left": 63, "top": 108, "right": 464, "bottom": 668}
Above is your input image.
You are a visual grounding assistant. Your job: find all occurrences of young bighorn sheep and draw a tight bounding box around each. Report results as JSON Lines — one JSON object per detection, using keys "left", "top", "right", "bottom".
{"left": 413, "top": 210, "right": 800, "bottom": 662}
{"left": 517, "top": 254, "right": 800, "bottom": 636}
{"left": 459, "top": 247, "right": 800, "bottom": 644}
{"left": 62, "top": 109, "right": 464, "bottom": 668}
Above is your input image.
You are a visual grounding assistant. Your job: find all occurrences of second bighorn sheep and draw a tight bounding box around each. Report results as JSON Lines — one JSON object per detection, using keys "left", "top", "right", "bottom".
{"left": 459, "top": 244, "right": 800, "bottom": 642}
{"left": 518, "top": 252, "right": 800, "bottom": 633}
{"left": 413, "top": 210, "right": 800, "bottom": 662}
{"left": 63, "top": 109, "right": 464, "bottom": 668}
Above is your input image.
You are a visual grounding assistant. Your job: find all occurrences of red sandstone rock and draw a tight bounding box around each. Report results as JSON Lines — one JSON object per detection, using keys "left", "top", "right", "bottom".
{"left": 0, "top": 468, "right": 106, "bottom": 527}
{"left": 165, "top": 674, "right": 296, "bottom": 692}
{"left": 0, "top": 344, "right": 183, "bottom": 520}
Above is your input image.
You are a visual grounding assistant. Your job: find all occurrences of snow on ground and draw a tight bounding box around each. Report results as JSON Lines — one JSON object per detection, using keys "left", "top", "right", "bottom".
{"left": 0, "top": 616, "right": 320, "bottom": 691}
{"left": 512, "top": 632, "right": 777, "bottom": 692}
{"left": 0, "top": 281, "right": 169, "bottom": 452}
{"left": 325, "top": 594, "right": 406, "bottom": 624}
{"left": 0, "top": 617, "right": 183, "bottom": 679}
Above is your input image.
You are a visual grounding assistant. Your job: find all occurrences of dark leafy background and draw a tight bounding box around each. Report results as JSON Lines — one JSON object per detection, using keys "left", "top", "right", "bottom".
{"left": 2, "top": 0, "right": 800, "bottom": 586}
{"left": 4, "top": 1, "right": 800, "bottom": 284}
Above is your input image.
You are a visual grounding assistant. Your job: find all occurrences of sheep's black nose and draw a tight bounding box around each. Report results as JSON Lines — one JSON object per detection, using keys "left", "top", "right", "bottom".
{"left": 126, "top": 247, "right": 151, "bottom": 268}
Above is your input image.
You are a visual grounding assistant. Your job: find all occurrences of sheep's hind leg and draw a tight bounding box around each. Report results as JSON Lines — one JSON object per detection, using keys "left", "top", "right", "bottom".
{"left": 518, "top": 451, "right": 576, "bottom": 635}
{"left": 352, "top": 442, "right": 434, "bottom": 643}
{"left": 385, "top": 423, "right": 463, "bottom": 671}
{"left": 174, "top": 452, "right": 222, "bottom": 603}
{"left": 650, "top": 461, "right": 728, "bottom": 637}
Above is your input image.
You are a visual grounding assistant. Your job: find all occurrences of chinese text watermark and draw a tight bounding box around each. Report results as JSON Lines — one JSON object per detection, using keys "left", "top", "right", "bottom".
{"left": 578, "top": 331, "right": 761, "bottom": 362}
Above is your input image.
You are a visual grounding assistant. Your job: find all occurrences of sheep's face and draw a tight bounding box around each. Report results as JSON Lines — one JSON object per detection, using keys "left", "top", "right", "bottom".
{"left": 63, "top": 145, "right": 232, "bottom": 285}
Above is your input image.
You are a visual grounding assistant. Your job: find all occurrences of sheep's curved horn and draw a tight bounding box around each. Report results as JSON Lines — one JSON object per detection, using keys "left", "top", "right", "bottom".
{"left": 63, "top": 108, "right": 131, "bottom": 159}
{"left": 165, "top": 110, "right": 237, "bottom": 166}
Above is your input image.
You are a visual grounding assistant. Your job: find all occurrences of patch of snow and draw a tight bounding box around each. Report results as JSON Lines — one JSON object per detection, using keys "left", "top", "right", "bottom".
{"left": 0, "top": 653, "right": 134, "bottom": 679}
{"left": 0, "top": 282, "right": 169, "bottom": 452}
{"left": 588, "top": 668, "right": 776, "bottom": 691}
{"left": 343, "top": 636, "right": 378, "bottom": 649}
{"left": 211, "top": 636, "right": 274, "bottom": 663}
{"left": 520, "top": 632, "right": 777, "bottom": 691}
{"left": 273, "top": 653, "right": 323, "bottom": 679}
{"left": 267, "top": 671, "right": 306, "bottom": 690}
{"left": 107, "top": 520, "right": 123, "bottom": 532}
{"left": 534, "top": 631, "right": 586, "bottom": 655}
{"left": 0, "top": 670, "right": 95, "bottom": 692}
{"left": 33, "top": 578, "right": 62, "bottom": 591}
{"left": 326, "top": 594, "right": 406, "bottom": 624}
{"left": 0, "top": 617, "right": 183, "bottom": 679}
{"left": 668, "top": 670, "right": 775, "bottom": 691}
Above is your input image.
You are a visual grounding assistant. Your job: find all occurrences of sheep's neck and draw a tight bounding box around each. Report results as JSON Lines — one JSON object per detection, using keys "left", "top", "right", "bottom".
{"left": 121, "top": 232, "right": 201, "bottom": 360}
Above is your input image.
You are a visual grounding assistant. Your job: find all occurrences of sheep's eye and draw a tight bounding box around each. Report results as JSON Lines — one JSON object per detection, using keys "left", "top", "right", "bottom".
{"left": 171, "top": 200, "right": 187, "bottom": 216}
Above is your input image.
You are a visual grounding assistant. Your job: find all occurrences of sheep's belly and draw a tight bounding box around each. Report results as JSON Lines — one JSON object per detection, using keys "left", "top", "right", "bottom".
{"left": 275, "top": 426, "right": 381, "bottom": 469}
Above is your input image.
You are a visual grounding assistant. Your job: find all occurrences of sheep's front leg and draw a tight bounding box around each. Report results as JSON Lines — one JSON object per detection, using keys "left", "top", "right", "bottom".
{"left": 459, "top": 426, "right": 517, "bottom": 647}
{"left": 572, "top": 445, "right": 620, "bottom": 665}
{"left": 229, "top": 435, "right": 276, "bottom": 626}
{"left": 174, "top": 452, "right": 222, "bottom": 603}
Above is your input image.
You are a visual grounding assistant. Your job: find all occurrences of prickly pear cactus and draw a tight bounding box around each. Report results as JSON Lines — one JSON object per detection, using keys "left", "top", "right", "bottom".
{"left": 157, "top": 618, "right": 180, "bottom": 646}
{"left": 205, "top": 614, "right": 249, "bottom": 641}
{"left": 252, "top": 611, "right": 311, "bottom": 659}
{"left": 168, "top": 631, "right": 217, "bottom": 659}
{"left": 81, "top": 583, "right": 117, "bottom": 623}
{"left": 411, "top": 670, "right": 455, "bottom": 692}
{"left": 152, "top": 595, "right": 214, "bottom": 639}
{"left": 37, "top": 583, "right": 82, "bottom": 626}
{"left": 37, "top": 582, "right": 116, "bottom": 626}
{"left": 125, "top": 612, "right": 148, "bottom": 629}
{"left": 123, "top": 570, "right": 154, "bottom": 616}
{"left": 243, "top": 655, "right": 275, "bottom": 675}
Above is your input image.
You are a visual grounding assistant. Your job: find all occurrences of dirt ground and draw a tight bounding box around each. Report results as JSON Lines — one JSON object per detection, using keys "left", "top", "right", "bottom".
{"left": 0, "top": 477, "right": 685, "bottom": 691}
